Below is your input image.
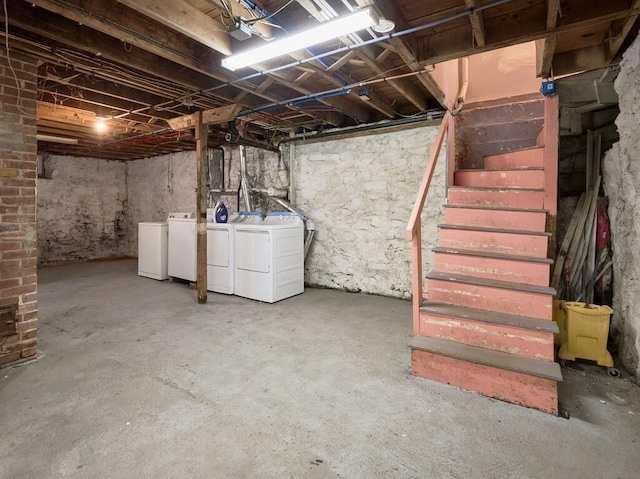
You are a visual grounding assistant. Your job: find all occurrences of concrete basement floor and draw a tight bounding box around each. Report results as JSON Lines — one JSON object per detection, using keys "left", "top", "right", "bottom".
{"left": 1, "top": 260, "right": 639, "bottom": 478}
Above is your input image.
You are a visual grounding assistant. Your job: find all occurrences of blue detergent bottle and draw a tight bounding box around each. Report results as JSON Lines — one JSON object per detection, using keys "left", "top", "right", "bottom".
{"left": 215, "top": 201, "right": 228, "bottom": 223}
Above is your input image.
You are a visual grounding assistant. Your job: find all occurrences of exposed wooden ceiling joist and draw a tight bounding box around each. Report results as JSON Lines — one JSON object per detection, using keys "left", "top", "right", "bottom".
{"left": 416, "top": 0, "right": 640, "bottom": 66}
{"left": 186, "top": 0, "right": 273, "bottom": 39}
{"left": 2, "top": 0, "right": 636, "bottom": 159}
{"left": 465, "top": 0, "right": 486, "bottom": 47}
{"left": 116, "top": 0, "right": 232, "bottom": 55}
{"left": 536, "top": 0, "right": 561, "bottom": 77}
{"left": 355, "top": 0, "right": 445, "bottom": 105}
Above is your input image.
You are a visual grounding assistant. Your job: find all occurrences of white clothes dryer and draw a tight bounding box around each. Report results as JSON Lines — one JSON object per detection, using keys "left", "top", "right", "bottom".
{"left": 234, "top": 212, "right": 304, "bottom": 303}
{"left": 206, "top": 212, "right": 262, "bottom": 294}
{"left": 167, "top": 212, "right": 196, "bottom": 282}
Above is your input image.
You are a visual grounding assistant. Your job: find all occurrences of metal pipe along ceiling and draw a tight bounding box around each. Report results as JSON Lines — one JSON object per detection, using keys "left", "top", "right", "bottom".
{"left": 123, "top": 0, "right": 515, "bottom": 120}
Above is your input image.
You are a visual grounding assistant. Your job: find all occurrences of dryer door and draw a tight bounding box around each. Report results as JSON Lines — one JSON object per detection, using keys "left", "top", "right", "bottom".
{"left": 235, "top": 229, "right": 270, "bottom": 273}
{"left": 207, "top": 227, "right": 230, "bottom": 267}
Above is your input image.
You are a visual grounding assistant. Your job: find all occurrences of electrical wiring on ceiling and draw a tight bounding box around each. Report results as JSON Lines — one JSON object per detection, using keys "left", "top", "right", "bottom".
{"left": 2, "top": 0, "right": 36, "bottom": 117}
{"left": 245, "top": 0, "right": 295, "bottom": 24}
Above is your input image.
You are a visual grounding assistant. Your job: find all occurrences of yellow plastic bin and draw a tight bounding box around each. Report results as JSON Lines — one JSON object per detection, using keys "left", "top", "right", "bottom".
{"left": 558, "top": 302, "right": 616, "bottom": 373}
{"left": 553, "top": 300, "right": 566, "bottom": 346}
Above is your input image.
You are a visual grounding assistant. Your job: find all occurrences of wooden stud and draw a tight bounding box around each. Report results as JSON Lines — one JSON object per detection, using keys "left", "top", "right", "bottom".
{"left": 594, "top": 133, "right": 602, "bottom": 186}
{"left": 586, "top": 129, "right": 594, "bottom": 189}
{"left": 195, "top": 111, "right": 208, "bottom": 304}
{"left": 465, "top": 0, "right": 486, "bottom": 47}
{"left": 543, "top": 96, "right": 559, "bottom": 262}
{"left": 551, "top": 193, "right": 585, "bottom": 291}
{"left": 585, "top": 209, "right": 598, "bottom": 303}
{"left": 566, "top": 176, "right": 600, "bottom": 298}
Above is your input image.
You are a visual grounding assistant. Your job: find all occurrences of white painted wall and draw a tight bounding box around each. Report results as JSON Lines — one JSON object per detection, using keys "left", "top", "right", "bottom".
{"left": 37, "top": 127, "right": 444, "bottom": 301}
{"left": 603, "top": 36, "right": 640, "bottom": 377}
{"left": 125, "top": 151, "right": 197, "bottom": 256}
{"left": 291, "top": 123, "right": 446, "bottom": 299}
{"left": 37, "top": 155, "right": 127, "bottom": 265}
{"left": 124, "top": 147, "right": 282, "bottom": 255}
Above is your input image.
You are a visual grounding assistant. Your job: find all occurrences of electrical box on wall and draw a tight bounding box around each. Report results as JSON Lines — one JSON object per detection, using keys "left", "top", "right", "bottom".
{"left": 541, "top": 80, "right": 556, "bottom": 96}
{"left": 228, "top": 21, "right": 252, "bottom": 41}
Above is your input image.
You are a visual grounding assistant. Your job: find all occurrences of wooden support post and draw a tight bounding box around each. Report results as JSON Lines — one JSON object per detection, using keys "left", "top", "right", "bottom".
{"left": 195, "top": 111, "right": 209, "bottom": 304}
{"left": 447, "top": 113, "right": 456, "bottom": 190}
{"left": 167, "top": 103, "right": 240, "bottom": 304}
{"left": 543, "top": 95, "right": 559, "bottom": 262}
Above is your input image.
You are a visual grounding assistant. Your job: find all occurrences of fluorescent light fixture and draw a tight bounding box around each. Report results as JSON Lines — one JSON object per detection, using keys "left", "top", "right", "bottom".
{"left": 221, "top": 8, "right": 377, "bottom": 71}
{"left": 36, "top": 134, "right": 79, "bottom": 145}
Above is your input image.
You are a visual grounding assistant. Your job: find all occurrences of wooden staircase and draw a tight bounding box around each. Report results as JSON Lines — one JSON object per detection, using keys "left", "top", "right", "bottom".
{"left": 406, "top": 97, "right": 562, "bottom": 415}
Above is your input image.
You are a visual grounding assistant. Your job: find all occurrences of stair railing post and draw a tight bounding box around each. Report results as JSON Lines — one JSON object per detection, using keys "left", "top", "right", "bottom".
{"left": 406, "top": 114, "right": 450, "bottom": 336}
{"left": 411, "top": 220, "right": 423, "bottom": 335}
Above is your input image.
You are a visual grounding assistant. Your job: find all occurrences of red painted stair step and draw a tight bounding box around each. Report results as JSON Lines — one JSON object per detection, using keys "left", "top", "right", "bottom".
{"left": 426, "top": 272, "right": 554, "bottom": 320}
{"left": 433, "top": 248, "right": 551, "bottom": 286}
{"left": 484, "top": 147, "right": 545, "bottom": 170}
{"left": 444, "top": 205, "right": 547, "bottom": 232}
{"left": 447, "top": 187, "right": 545, "bottom": 209}
{"left": 438, "top": 225, "right": 550, "bottom": 258}
{"left": 419, "top": 312, "right": 555, "bottom": 360}
{"left": 455, "top": 169, "right": 545, "bottom": 189}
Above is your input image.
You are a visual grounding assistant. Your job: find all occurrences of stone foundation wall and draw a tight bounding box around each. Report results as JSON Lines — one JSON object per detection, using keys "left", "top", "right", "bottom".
{"left": 602, "top": 35, "right": 640, "bottom": 377}
{"left": 291, "top": 123, "right": 445, "bottom": 299}
{"left": 37, "top": 155, "right": 128, "bottom": 265}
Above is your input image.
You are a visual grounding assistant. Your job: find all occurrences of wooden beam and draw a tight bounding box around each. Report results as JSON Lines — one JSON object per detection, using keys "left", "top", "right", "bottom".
{"left": 465, "top": 0, "right": 486, "bottom": 47}
{"left": 20, "top": 0, "right": 335, "bottom": 128}
{"left": 536, "top": 34, "right": 558, "bottom": 77}
{"left": 167, "top": 104, "right": 241, "bottom": 130}
{"left": 417, "top": 1, "right": 640, "bottom": 67}
{"left": 282, "top": 52, "right": 374, "bottom": 122}
{"left": 374, "top": 47, "right": 394, "bottom": 64}
{"left": 356, "top": 87, "right": 396, "bottom": 118}
{"left": 546, "top": 0, "right": 561, "bottom": 29}
{"left": 195, "top": 111, "right": 208, "bottom": 303}
{"left": 116, "top": 0, "right": 231, "bottom": 55}
{"left": 552, "top": 45, "right": 607, "bottom": 76}
{"left": 233, "top": 78, "right": 274, "bottom": 103}
{"left": 187, "top": 0, "right": 273, "bottom": 40}
{"left": 20, "top": 2, "right": 247, "bottom": 101}
{"left": 355, "top": 47, "right": 428, "bottom": 112}
{"left": 40, "top": 73, "right": 188, "bottom": 120}
{"left": 326, "top": 51, "right": 356, "bottom": 73}
{"left": 604, "top": 0, "right": 640, "bottom": 61}
{"left": 353, "top": 0, "right": 445, "bottom": 106}
{"left": 536, "top": 0, "right": 560, "bottom": 77}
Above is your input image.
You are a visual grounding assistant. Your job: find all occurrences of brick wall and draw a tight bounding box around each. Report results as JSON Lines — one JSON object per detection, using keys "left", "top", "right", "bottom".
{"left": 0, "top": 47, "right": 38, "bottom": 366}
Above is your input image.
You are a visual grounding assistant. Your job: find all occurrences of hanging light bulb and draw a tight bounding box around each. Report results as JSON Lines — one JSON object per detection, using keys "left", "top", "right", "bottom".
{"left": 95, "top": 118, "right": 107, "bottom": 133}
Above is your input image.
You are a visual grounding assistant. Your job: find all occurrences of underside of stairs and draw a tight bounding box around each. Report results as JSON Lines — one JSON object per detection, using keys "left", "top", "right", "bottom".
{"left": 409, "top": 102, "right": 563, "bottom": 415}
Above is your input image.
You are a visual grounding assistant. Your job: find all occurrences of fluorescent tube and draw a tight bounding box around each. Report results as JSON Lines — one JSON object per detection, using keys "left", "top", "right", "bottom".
{"left": 222, "top": 8, "right": 377, "bottom": 71}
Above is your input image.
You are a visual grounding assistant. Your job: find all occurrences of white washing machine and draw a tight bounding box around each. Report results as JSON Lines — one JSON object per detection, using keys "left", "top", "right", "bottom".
{"left": 206, "top": 212, "right": 262, "bottom": 294}
{"left": 167, "top": 212, "right": 196, "bottom": 282}
{"left": 138, "top": 222, "right": 168, "bottom": 280}
{"left": 234, "top": 212, "right": 304, "bottom": 303}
